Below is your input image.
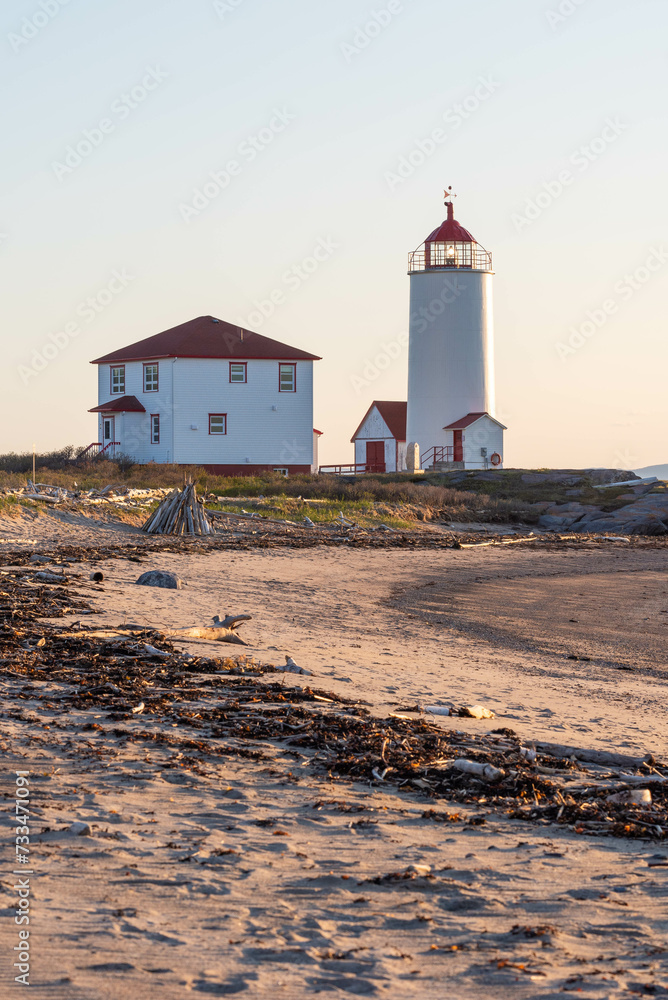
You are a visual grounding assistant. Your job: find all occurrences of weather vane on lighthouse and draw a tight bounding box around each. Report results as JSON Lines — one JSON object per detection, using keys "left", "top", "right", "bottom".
{"left": 444, "top": 186, "right": 457, "bottom": 205}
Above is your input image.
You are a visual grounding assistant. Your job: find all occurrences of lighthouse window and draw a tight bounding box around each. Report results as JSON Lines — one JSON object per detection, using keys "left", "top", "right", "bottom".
{"left": 429, "top": 242, "right": 472, "bottom": 268}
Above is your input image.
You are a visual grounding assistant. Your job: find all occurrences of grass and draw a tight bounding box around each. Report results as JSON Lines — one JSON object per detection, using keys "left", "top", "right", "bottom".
{"left": 0, "top": 461, "right": 536, "bottom": 524}
{"left": 0, "top": 452, "right": 659, "bottom": 527}
{"left": 205, "top": 496, "right": 417, "bottom": 530}
{"left": 416, "top": 469, "right": 655, "bottom": 512}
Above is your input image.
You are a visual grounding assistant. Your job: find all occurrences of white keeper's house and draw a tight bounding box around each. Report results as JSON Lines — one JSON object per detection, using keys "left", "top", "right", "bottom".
{"left": 88, "top": 315, "right": 322, "bottom": 474}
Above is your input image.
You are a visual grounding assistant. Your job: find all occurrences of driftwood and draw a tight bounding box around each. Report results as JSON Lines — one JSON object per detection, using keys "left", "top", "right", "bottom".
{"left": 63, "top": 626, "right": 247, "bottom": 646}
{"left": 142, "top": 482, "right": 213, "bottom": 536}
{"left": 164, "top": 612, "right": 253, "bottom": 646}
{"left": 60, "top": 616, "right": 252, "bottom": 646}
{"left": 212, "top": 614, "right": 252, "bottom": 629}
{"left": 165, "top": 626, "right": 248, "bottom": 645}
{"left": 607, "top": 789, "right": 652, "bottom": 805}
{"left": 24, "top": 493, "right": 61, "bottom": 504}
{"left": 535, "top": 741, "right": 654, "bottom": 769}
{"left": 281, "top": 655, "right": 312, "bottom": 676}
{"left": 452, "top": 759, "right": 505, "bottom": 782}
{"left": 424, "top": 704, "right": 495, "bottom": 719}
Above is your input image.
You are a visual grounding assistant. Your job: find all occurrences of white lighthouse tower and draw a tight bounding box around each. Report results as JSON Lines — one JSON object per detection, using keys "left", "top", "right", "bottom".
{"left": 406, "top": 190, "right": 505, "bottom": 470}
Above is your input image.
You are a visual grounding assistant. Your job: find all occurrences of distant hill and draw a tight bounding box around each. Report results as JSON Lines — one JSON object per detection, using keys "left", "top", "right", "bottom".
{"left": 635, "top": 464, "right": 668, "bottom": 481}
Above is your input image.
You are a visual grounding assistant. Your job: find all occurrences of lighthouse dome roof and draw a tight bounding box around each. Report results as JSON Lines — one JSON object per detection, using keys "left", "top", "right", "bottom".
{"left": 426, "top": 205, "right": 476, "bottom": 244}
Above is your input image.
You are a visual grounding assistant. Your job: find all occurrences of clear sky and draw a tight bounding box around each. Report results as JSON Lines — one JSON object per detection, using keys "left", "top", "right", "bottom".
{"left": 1, "top": 0, "right": 666, "bottom": 470}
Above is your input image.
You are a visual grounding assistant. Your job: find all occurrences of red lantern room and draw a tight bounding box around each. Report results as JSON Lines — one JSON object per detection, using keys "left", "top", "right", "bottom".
{"left": 408, "top": 190, "right": 492, "bottom": 272}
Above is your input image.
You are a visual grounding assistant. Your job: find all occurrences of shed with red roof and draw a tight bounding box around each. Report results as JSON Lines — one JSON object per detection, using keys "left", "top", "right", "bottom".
{"left": 350, "top": 401, "right": 407, "bottom": 473}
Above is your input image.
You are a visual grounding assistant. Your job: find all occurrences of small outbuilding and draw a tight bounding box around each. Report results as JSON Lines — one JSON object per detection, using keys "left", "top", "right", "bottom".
{"left": 351, "top": 401, "right": 407, "bottom": 473}
{"left": 439, "top": 411, "right": 506, "bottom": 469}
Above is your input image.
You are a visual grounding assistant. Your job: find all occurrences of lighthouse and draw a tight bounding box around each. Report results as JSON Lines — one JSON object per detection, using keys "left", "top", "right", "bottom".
{"left": 406, "top": 190, "right": 505, "bottom": 470}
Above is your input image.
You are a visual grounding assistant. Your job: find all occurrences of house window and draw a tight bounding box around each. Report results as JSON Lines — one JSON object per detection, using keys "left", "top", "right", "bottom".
{"left": 279, "top": 364, "right": 296, "bottom": 392}
{"left": 110, "top": 366, "right": 125, "bottom": 394}
{"left": 143, "top": 363, "right": 159, "bottom": 392}
{"left": 209, "top": 414, "right": 227, "bottom": 435}
{"left": 273, "top": 468, "right": 289, "bottom": 477}
{"left": 229, "top": 363, "right": 247, "bottom": 383}
{"left": 151, "top": 414, "right": 160, "bottom": 444}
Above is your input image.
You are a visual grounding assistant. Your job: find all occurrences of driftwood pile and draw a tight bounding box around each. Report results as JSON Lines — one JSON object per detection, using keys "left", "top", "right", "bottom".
{"left": 142, "top": 483, "right": 213, "bottom": 536}
{"left": 1, "top": 481, "right": 174, "bottom": 510}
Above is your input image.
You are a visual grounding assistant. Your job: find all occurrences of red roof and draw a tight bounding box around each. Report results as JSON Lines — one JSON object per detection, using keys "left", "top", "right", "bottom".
{"left": 91, "top": 316, "right": 321, "bottom": 365}
{"left": 351, "top": 401, "right": 407, "bottom": 443}
{"left": 443, "top": 412, "right": 507, "bottom": 430}
{"left": 88, "top": 395, "right": 146, "bottom": 413}
{"left": 426, "top": 202, "right": 476, "bottom": 244}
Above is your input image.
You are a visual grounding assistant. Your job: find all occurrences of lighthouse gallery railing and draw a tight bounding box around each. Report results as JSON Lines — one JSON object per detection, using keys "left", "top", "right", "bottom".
{"left": 408, "top": 244, "right": 492, "bottom": 273}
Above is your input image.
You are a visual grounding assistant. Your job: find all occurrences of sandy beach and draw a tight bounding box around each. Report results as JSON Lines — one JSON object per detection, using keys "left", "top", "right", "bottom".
{"left": 2, "top": 517, "right": 668, "bottom": 998}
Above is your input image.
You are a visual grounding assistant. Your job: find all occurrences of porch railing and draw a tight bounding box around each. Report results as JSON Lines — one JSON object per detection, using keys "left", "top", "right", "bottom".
{"left": 319, "top": 462, "right": 386, "bottom": 475}
{"left": 78, "top": 441, "right": 120, "bottom": 462}
{"left": 420, "top": 446, "right": 454, "bottom": 469}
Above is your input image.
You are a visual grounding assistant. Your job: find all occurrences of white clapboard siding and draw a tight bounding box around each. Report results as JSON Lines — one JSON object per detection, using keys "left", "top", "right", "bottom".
{"left": 96, "top": 358, "right": 314, "bottom": 467}
{"left": 172, "top": 359, "right": 314, "bottom": 466}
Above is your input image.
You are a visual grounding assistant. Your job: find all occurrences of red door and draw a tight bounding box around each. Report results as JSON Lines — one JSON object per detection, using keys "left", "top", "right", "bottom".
{"left": 365, "top": 441, "right": 386, "bottom": 472}
{"left": 453, "top": 430, "right": 463, "bottom": 463}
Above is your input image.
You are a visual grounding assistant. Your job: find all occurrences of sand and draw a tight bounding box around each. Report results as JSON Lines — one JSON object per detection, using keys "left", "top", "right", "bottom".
{"left": 1, "top": 515, "right": 668, "bottom": 998}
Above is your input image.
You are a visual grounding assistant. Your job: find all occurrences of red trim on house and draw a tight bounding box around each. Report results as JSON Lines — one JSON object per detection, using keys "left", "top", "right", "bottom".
{"left": 150, "top": 414, "right": 160, "bottom": 444}
{"left": 110, "top": 365, "right": 125, "bottom": 395}
{"left": 143, "top": 362, "right": 159, "bottom": 392}
{"left": 229, "top": 362, "right": 247, "bottom": 383}
{"left": 209, "top": 413, "right": 227, "bottom": 435}
{"left": 279, "top": 363, "right": 296, "bottom": 392}
{"left": 313, "top": 429, "right": 323, "bottom": 436}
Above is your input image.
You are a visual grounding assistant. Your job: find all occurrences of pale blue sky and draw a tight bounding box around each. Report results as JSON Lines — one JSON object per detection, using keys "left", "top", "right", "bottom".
{"left": 1, "top": 0, "right": 666, "bottom": 468}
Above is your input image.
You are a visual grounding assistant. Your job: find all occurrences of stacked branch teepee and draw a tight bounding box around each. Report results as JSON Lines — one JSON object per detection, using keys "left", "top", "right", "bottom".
{"left": 142, "top": 481, "right": 214, "bottom": 536}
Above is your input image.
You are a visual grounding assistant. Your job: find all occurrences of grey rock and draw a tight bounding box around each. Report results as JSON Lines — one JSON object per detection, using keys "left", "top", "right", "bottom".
{"left": 583, "top": 468, "right": 640, "bottom": 485}
{"left": 135, "top": 570, "right": 186, "bottom": 590}
{"left": 538, "top": 514, "right": 579, "bottom": 530}
{"left": 522, "top": 472, "right": 583, "bottom": 486}
{"left": 69, "top": 821, "right": 91, "bottom": 836}
{"left": 544, "top": 502, "right": 596, "bottom": 517}
{"left": 573, "top": 510, "right": 668, "bottom": 536}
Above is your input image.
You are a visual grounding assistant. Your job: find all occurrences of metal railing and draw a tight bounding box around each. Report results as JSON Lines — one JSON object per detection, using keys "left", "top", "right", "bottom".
{"left": 408, "top": 242, "right": 492, "bottom": 273}
{"left": 78, "top": 441, "right": 120, "bottom": 462}
{"left": 78, "top": 442, "right": 102, "bottom": 462}
{"left": 420, "top": 446, "right": 454, "bottom": 469}
{"left": 319, "top": 462, "right": 386, "bottom": 475}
